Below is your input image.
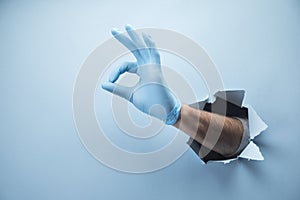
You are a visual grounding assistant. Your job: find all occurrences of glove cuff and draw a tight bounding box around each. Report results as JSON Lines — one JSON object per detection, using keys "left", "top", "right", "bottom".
{"left": 165, "top": 103, "right": 181, "bottom": 125}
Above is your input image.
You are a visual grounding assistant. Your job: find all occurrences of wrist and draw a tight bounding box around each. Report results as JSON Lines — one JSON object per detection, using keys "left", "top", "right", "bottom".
{"left": 165, "top": 102, "right": 181, "bottom": 125}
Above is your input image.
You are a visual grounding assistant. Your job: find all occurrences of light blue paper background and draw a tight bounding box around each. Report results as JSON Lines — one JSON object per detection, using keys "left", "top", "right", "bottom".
{"left": 1, "top": 0, "right": 299, "bottom": 199}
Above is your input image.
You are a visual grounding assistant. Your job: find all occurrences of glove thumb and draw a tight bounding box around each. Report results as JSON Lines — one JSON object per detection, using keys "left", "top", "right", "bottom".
{"left": 101, "top": 82, "right": 132, "bottom": 101}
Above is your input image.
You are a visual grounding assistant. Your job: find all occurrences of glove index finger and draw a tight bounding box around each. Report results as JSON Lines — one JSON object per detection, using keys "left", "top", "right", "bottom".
{"left": 109, "top": 62, "right": 138, "bottom": 83}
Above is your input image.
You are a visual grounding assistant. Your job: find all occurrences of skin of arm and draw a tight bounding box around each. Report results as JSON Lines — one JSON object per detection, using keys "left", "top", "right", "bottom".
{"left": 173, "top": 104, "right": 244, "bottom": 157}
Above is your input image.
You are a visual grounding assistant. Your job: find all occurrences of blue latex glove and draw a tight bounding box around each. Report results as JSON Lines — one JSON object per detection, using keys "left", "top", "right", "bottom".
{"left": 102, "top": 25, "right": 181, "bottom": 125}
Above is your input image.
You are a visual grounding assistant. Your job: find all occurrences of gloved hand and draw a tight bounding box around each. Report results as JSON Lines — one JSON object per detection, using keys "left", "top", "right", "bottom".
{"left": 101, "top": 25, "right": 181, "bottom": 125}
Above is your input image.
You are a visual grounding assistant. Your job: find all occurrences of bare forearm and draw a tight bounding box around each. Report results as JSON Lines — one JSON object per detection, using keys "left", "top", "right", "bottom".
{"left": 173, "top": 104, "right": 244, "bottom": 156}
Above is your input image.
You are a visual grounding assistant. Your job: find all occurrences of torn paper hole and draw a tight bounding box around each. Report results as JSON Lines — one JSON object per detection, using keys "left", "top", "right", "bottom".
{"left": 188, "top": 90, "right": 268, "bottom": 164}
{"left": 212, "top": 105, "right": 268, "bottom": 164}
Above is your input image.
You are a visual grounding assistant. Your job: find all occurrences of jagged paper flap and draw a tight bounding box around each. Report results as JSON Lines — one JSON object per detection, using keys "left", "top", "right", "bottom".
{"left": 214, "top": 90, "right": 245, "bottom": 107}
{"left": 238, "top": 141, "right": 264, "bottom": 160}
{"left": 247, "top": 105, "right": 268, "bottom": 139}
{"left": 188, "top": 97, "right": 209, "bottom": 110}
